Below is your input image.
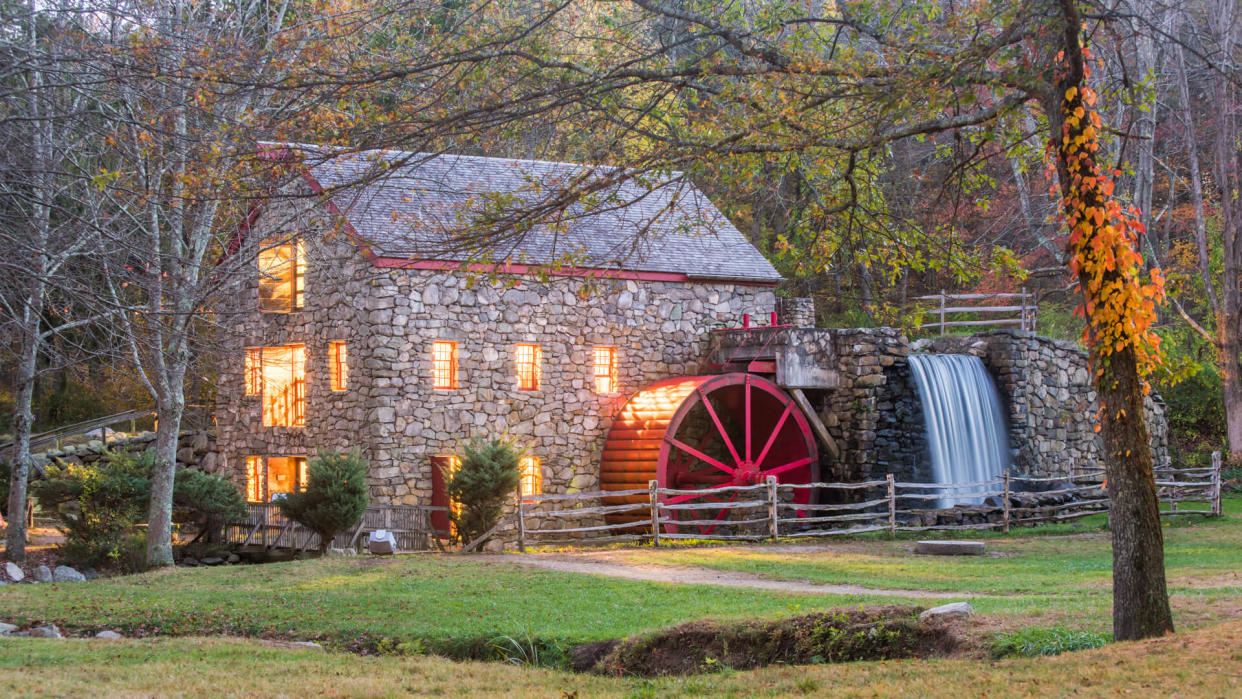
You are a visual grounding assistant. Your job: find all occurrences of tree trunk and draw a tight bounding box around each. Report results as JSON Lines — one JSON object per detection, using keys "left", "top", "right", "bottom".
{"left": 1045, "top": 0, "right": 1174, "bottom": 641}
{"left": 5, "top": 331, "right": 41, "bottom": 562}
{"left": 146, "top": 372, "right": 186, "bottom": 568}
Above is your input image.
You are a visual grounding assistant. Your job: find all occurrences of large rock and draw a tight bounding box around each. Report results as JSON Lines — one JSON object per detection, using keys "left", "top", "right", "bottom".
{"left": 919, "top": 602, "right": 974, "bottom": 622}
{"left": 4, "top": 562, "right": 23, "bottom": 583}
{"left": 95, "top": 630, "right": 123, "bottom": 640}
{"left": 28, "top": 625, "right": 62, "bottom": 638}
{"left": 0, "top": 621, "right": 17, "bottom": 635}
{"left": 52, "top": 565, "right": 87, "bottom": 583}
{"left": 200, "top": 557, "right": 224, "bottom": 566}
{"left": 34, "top": 565, "right": 53, "bottom": 583}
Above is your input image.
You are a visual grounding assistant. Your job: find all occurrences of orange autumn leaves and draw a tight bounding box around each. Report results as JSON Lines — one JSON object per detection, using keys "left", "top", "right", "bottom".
{"left": 1057, "top": 81, "right": 1165, "bottom": 380}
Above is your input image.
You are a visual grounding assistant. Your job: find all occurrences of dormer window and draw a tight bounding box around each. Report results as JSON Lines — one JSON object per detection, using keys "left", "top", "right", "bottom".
{"left": 258, "top": 238, "right": 305, "bottom": 312}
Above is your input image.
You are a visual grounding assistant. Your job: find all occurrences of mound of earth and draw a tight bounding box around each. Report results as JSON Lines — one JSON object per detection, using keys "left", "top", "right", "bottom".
{"left": 574, "top": 604, "right": 961, "bottom": 676}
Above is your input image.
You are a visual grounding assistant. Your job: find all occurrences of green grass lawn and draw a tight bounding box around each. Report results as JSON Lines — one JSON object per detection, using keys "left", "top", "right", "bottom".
{"left": 3, "top": 620, "right": 1242, "bottom": 697}
{"left": 1, "top": 497, "right": 1239, "bottom": 673}
{"left": 0, "top": 555, "right": 909, "bottom": 657}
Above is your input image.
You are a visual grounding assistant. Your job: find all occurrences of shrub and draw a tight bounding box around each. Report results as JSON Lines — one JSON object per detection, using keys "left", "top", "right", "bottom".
{"left": 32, "top": 451, "right": 153, "bottom": 568}
{"left": 173, "top": 469, "right": 248, "bottom": 543}
{"left": 30, "top": 450, "right": 249, "bottom": 569}
{"left": 447, "top": 437, "right": 523, "bottom": 545}
{"left": 991, "top": 626, "right": 1111, "bottom": 658}
{"left": 279, "top": 449, "right": 369, "bottom": 554}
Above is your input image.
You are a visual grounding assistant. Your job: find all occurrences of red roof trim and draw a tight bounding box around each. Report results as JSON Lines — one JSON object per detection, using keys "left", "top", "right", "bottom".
{"left": 371, "top": 257, "right": 778, "bottom": 286}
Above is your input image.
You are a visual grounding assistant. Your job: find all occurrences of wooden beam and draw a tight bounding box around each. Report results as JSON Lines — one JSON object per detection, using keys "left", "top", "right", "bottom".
{"left": 789, "top": 388, "right": 839, "bottom": 461}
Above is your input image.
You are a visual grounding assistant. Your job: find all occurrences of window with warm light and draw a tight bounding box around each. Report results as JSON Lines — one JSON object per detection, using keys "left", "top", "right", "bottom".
{"left": 329, "top": 341, "right": 348, "bottom": 391}
{"left": 245, "top": 455, "right": 308, "bottom": 502}
{"left": 519, "top": 456, "right": 542, "bottom": 498}
{"left": 515, "top": 344, "right": 541, "bottom": 391}
{"left": 257, "top": 345, "right": 306, "bottom": 427}
{"left": 245, "top": 456, "right": 264, "bottom": 502}
{"left": 593, "top": 346, "right": 617, "bottom": 393}
{"left": 432, "top": 341, "right": 457, "bottom": 390}
{"left": 244, "top": 348, "right": 262, "bottom": 396}
{"left": 258, "top": 238, "right": 305, "bottom": 312}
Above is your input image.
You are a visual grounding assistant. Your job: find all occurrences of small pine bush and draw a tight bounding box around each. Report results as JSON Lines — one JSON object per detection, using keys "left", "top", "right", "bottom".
{"left": 448, "top": 437, "right": 523, "bottom": 545}
{"left": 173, "top": 470, "right": 247, "bottom": 543}
{"left": 279, "top": 449, "right": 369, "bottom": 553}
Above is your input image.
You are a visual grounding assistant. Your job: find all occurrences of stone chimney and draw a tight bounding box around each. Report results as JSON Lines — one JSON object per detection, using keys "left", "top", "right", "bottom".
{"left": 777, "top": 297, "right": 816, "bottom": 328}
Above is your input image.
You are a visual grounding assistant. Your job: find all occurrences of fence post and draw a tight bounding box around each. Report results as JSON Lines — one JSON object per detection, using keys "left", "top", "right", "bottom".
{"left": 767, "top": 476, "right": 779, "bottom": 541}
{"left": 1212, "top": 451, "right": 1223, "bottom": 517}
{"left": 1020, "top": 286, "right": 1028, "bottom": 331}
{"left": 886, "top": 474, "right": 896, "bottom": 537}
{"left": 384, "top": 507, "right": 393, "bottom": 531}
{"left": 939, "top": 290, "right": 946, "bottom": 335}
{"left": 515, "top": 493, "right": 527, "bottom": 553}
{"left": 649, "top": 480, "right": 661, "bottom": 547}
{"left": 1002, "top": 471, "right": 1011, "bottom": 533}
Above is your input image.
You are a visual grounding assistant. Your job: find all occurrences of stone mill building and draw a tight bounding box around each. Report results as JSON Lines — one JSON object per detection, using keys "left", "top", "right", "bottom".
{"left": 214, "top": 145, "right": 783, "bottom": 514}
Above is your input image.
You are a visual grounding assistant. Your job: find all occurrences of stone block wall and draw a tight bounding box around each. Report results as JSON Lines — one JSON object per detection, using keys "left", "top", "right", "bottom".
{"left": 213, "top": 198, "right": 777, "bottom": 507}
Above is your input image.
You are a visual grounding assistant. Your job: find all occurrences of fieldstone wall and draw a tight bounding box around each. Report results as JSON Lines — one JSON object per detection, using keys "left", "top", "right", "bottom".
{"left": 31, "top": 430, "right": 218, "bottom": 474}
{"left": 817, "top": 328, "right": 926, "bottom": 484}
{"left": 214, "top": 197, "right": 778, "bottom": 507}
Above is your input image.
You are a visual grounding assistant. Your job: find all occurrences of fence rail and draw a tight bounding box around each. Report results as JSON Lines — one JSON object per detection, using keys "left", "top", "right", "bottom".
{"left": 916, "top": 288, "right": 1038, "bottom": 334}
{"left": 224, "top": 503, "right": 447, "bottom": 552}
{"left": 514, "top": 453, "right": 1224, "bottom": 548}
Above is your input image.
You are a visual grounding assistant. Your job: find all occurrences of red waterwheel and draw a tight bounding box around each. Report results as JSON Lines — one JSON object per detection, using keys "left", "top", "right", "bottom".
{"left": 600, "top": 373, "right": 819, "bottom": 534}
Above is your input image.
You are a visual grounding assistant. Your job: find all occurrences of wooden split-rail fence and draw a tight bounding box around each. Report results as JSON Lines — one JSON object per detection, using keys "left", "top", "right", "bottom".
{"left": 224, "top": 503, "right": 447, "bottom": 553}
{"left": 917, "top": 289, "right": 1038, "bottom": 334}
{"left": 514, "top": 454, "right": 1224, "bottom": 548}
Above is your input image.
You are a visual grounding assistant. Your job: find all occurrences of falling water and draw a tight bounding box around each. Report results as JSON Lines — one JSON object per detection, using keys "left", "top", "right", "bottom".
{"left": 908, "top": 354, "right": 1011, "bottom": 507}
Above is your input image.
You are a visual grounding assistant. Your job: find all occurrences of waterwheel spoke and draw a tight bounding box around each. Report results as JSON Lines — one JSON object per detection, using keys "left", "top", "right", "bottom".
{"left": 697, "top": 386, "right": 743, "bottom": 469}
{"left": 701, "top": 492, "right": 739, "bottom": 535}
{"left": 666, "top": 436, "right": 736, "bottom": 476}
{"left": 753, "top": 403, "right": 794, "bottom": 469}
{"left": 744, "top": 375, "right": 752, "bottom": 464}
{"left": 759, "top": 456, "right": 814, "bottom": 478}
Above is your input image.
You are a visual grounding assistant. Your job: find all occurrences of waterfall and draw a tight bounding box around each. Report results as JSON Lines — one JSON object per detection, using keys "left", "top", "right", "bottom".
{"left": 908, "top": 354, "right": 1011, "bottom": 507}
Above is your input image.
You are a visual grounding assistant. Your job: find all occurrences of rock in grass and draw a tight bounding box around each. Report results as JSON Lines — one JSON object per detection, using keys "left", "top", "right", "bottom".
{"left": 28, "top": 625, "right": 62, "bottom": 638}
{"left": 919, "top": 602, "right": 974, "bottom": 622}
{"left": 53, "top": 566, "right": 86, "bottom": 583}
{"left": 33, "top": 565, "right": 53, "bottom": 583}
{"left": 291, "top": 641, "right": 323, "bottom": 650}
{"left": 916, "top": 540, "right": 986, "bottom": 556}
{"left": 200, "top": 557, "right": 224, "bottom": 566}
{"left": 4, "top": 562, "right": 24, "bottom": 583}
{"left": 95, "top": 630, "right": 123, "bottom": 640}
{"left": 0, "top": 621, "right": 17, "bottom": 635}
{"left": 181, "top": 557, "right": 199, "bottom": 567}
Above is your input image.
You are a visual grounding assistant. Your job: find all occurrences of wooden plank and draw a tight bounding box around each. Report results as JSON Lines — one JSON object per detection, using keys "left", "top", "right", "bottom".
{"left": 919, "top": 318, "right": 1025, "bottom": 329}
{"left": 659, "top": 499, "right": 769, "bottom": 511}
{"left": 914, "top": 293, "right": 1028, "bottom": 300}
{"left": 935, "top": 305, "right": 1029, "bottom": 314}
{"left": 789, "top": 388, "right": 840, "bottom": 460}
{"left": 785, "top": 497, "right": 892, "bottom": 512}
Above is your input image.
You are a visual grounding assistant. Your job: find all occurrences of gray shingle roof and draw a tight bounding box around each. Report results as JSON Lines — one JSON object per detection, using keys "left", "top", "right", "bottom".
{"left": 285, "top": 144, "right": 781, "bottom": 283}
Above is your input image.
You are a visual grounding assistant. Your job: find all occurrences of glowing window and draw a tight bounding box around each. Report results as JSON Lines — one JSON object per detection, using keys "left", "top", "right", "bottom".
{"left": 245, "top": 455, "right": 307, "bottom": 502}
{"left": 593, "top": 347, "right": 617, "bottom": 393}
{"left": 515, "top": 344, "right": 541, "bottom": 391}
{"left": 245, "top": 456, "right": 264, "bottom": 502}
{"left": 244, "top": 348, "right": 262, "bottom": 396}
{"left": 258, "top": 239, "right": 305, "bottom": 312}
{"left": 329, "top": 341, "right": 348, "bottom": 391}
{"left": 432, "top": 341, "right": 457, "bottom": 390}
{"left": 259, "top": 345, "right": 306, "bottom": 427}
{"left": 519, "top": 456, "right": 542, "bottom": 498}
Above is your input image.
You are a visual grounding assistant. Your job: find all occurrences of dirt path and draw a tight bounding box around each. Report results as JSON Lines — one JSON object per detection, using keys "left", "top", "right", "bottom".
{"left": 481, "top": 553, "right": 978, "bottom": 599}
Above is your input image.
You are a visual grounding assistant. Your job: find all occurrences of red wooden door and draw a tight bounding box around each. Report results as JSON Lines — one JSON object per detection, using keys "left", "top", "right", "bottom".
{"left": 430, "top": 456, "right": 452, "bottom": 538}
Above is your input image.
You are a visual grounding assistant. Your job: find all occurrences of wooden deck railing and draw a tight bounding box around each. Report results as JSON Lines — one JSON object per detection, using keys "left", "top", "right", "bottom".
{"left": 513, "top": 454, "right": 1223, "bottom": 547}
{"left": 224, "top": 503, "right": 447, "bottom": 552}
{"left": 916, "top": 289, "right": 1038, "bottom": 334}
